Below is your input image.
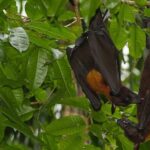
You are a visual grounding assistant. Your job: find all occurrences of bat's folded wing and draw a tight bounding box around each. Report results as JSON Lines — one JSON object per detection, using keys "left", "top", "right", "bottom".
{"left": 138, "top": 90, "right": 150, "bottom": 130}
{"left": 88, "top": 9, "right": 120, "bottom": 95}
{"left": 88, "top": 30, "right": 120, "bottom": 95}
{"left": 67, "top": 37, "right": 101, "bottom": 110}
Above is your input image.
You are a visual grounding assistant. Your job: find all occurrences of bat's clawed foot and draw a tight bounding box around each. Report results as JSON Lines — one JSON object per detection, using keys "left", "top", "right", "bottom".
{"left": 117, "top": 118, "right": 145, "bottom": 147}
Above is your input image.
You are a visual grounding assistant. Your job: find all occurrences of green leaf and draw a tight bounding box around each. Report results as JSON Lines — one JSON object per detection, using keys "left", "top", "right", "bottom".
{"left": 27, "top": 22, "right": 76, "bottom": 42}
{"left": 26, "top": 48, "right": 48, "bottom": 90}
{"left": 80, "top": 0, "right": 100, "bottom": 23}
{"left": 28, "top": 32, "right": 53, "bottom": 49}
{"left": 0, "top": 101, "right": 37, "bottom": 142}
{"left": 144, "top": 8, "right": 150, "bottom": 17}
{"left": 46, "top": 116, "right": 86, "bottom": 136}
{"left": 140, "top": 141, "right": 150, "bottom": 150}
{"left": 57, "top": 97, "right": 90, "bottom": 110}
{"left": 128, "top": 25, "right": 146, "bottom": 58}
{"left": 0, "top": 143, "right": 29, "bottom": 150}
{"left": 109, "top": 19, "right": 128, "bottom": 49}
{"left": 0, "top": 63, "right": 18, "bottom": 80}
{"left": 83, "top": 145, "right": 101, "bottom": 150}
{"left": 26, "top": 0, "right": 46, "bottom": 20}
{"left": 18, "top": 105, "right": 35, "bottom": 121}
{"left": 46, "top": 0, "right": 68, "bottom": 17}
{"left": 34, "top": 88, "right": 47, "bottom": 101}
{"left": 92, "top": 110, "right": 107, "bottom": 123}
{"left": 9, "top": 27, "right": 29, "bottom": 52}
{"left": 58, "top": 11, "right": 74, "bottom": 21}
{"left": 0, "top": 87, "right": 20, "bottom": 109}
{"left": 118, "top": 4, "right": 135, "bottom": 23}
{"left": 41, "top": 134, "right": 58, "bottom": 150}
{"left": 12, "top": 88, "right": 24, "bottom": 107}
{"left": 135, "top": 0, "right": 147, "bottom": 6}
{"left": 0, "top": 114, "right": 7, "bottom": 142}
{"left": 0, "top": 0, "right": 13, "bottom": 10}
{"left": 90, "top": 124, "right": 103, "bottom": 138}
{"left": 105, "top": 0, "right": 120, "bottom": 9}
{"left": 48, "top": 57, "right": 76, "bottom": 97}
{"left": 0, "top": 43, "right": 5, "bottom": 61}
{"left": 58, "top": 134, "right": 83, "bottom": 150}
{"left": 117, "top": 134, "right": 134, "bottom": 150}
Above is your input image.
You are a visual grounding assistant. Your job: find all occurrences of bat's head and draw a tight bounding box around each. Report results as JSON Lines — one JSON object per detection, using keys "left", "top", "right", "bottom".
{"left": 117, "top": 118, "right": 144, "bottom": 143}
{"left": 111, "top": 86, "right": 141, "bottom": 106}
{"left": 120, "top": 86, "right": 141, "bottom": 105}
{"left": 89, "top": 8, "right": 105, "bottom": 31}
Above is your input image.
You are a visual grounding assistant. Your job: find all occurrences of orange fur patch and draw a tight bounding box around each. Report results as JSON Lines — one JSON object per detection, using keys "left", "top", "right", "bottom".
{"left": 86, "top": 69, "right": 110, "bottom": 98}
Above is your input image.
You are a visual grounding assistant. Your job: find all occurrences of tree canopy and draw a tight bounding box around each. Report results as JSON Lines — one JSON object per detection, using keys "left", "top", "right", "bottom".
{"left": 0, "top": 0, "right": 150, "bottom": 150}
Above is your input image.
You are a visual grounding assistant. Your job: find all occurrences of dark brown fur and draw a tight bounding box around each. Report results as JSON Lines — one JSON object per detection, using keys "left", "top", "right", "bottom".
{"left": 66, "top": 9, "right": 140, "bottom": 111}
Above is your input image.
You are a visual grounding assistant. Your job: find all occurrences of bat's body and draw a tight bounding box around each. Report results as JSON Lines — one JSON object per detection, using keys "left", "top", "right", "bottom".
{"left": 67, "top": 9, "right": 140, "bottom": 111}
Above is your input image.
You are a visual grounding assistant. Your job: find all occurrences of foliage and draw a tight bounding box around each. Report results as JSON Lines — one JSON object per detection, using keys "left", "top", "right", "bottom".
{"left": 0, "top": 0, "right": 149, "bottom": 150}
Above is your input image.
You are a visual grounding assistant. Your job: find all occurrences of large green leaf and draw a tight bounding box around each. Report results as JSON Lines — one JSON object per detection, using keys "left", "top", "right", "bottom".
{"left": 0, "top": 143, "right": 30, "bottom": 150}
{"left": 80, "top": 0, "right": 101, "bottom": 23}
{"left": 109, "top": 19, "right": 128, "bottom": 49}
{"left": 118, "top": 3, "right": 135, "bottom": 24}
{"left": 105, "top": 0, "right": 120, "bottom": 9}
{"left": 0, "top": 88, "right": 38, "bottom": 142}
{"left": 46, "top": 0, "right": 68, "bottom": 17}
{"left": 117, "top": 134, "right": 134, "bottom": 150}
{"left": 57, "top": 97, "right": 90, "bottom": 110}
{"left": 128, "top": 25, "right": 146, "bottom": 58}
{"left": 12, "top": 88, "right": 24, "bottom": 106}
{"left": 28, "top": 32, "right": 53, "bottom": 50}
{"left": 58, "top": 134, "right": 83, "bottom": 150}
{"left": 48, "top": 56, "right": 75, "bottom": 97}
{"left": 45, "top": 116, "right": 86, "bottom": 136}
{"left": 0, "top": 0, "right": 13, "bottom": 10}
{"left": 0, "top": 114, "right": 7, "bottom": 142}
{"left": 26, "top": 0, "right": 46, "bottom": 20}
{"left": 26, "top": 48, "right": 48, "bottom": 90}
{"left": 27, "top": 22, "right": 76, "bottom": 42}
{"left": 144, "top": 8, "right": 150, "bottom": 17}
{"left": 135, "top": 0, "right": 147, "bottom": 6}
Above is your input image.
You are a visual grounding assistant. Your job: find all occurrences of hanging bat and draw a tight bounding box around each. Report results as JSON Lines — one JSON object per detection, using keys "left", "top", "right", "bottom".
{"left": 137, "top": 52, "right": 150, "bottom": 144}
{"left": 117, "top": 53, "right": 150, "bottom": 150}
{"left": 66, "top": 9, "right": 140, "bottom": 111}
{"left": 117, "top": 91, "right": 150, "bottom": 150}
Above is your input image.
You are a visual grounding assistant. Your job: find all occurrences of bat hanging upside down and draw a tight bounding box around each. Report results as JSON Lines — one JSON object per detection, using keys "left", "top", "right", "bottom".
{"left": 66, "top": 8, "right": 140, "bottom": 111}
{"left": 117, "top": 53, "right": 150, "bottom": 150}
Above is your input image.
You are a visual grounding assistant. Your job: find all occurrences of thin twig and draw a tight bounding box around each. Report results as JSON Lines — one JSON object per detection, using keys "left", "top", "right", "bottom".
{"left": 74, "top": 0, "right": 81, "bottom": 25}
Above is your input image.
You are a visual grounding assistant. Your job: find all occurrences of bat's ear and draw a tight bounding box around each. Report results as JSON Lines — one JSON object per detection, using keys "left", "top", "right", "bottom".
{"left": 89, "top": 8, "right": 104, "bottom": 31}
